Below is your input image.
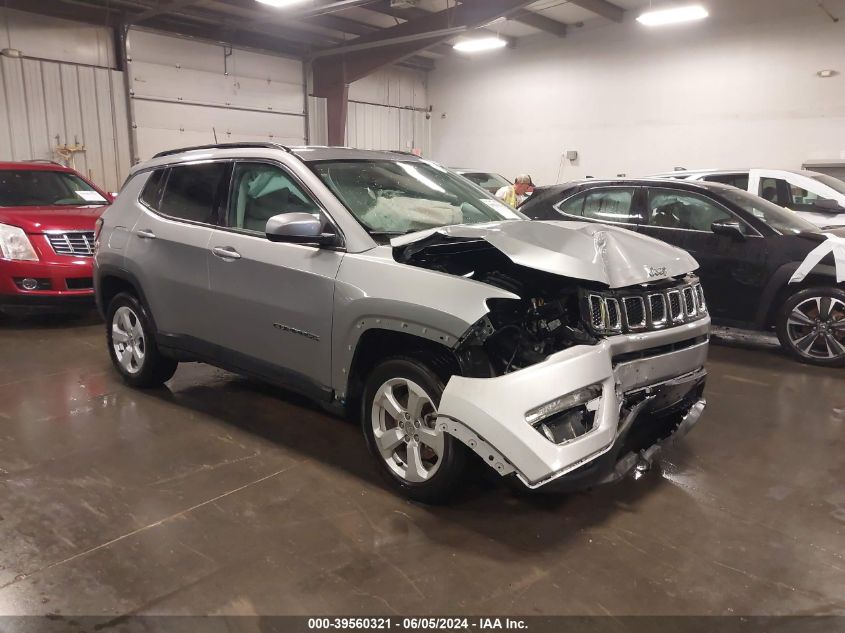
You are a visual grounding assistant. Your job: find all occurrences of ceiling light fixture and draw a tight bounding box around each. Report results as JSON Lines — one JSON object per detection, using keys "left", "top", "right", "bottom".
{"left": 255, "top": 0, "right": 308, "bottom": 8}
{"left": 637, "top": 4, "right": 709, "bottom": 26}
{"left": 453, "top": 36, "right": 507, "bottom": 53}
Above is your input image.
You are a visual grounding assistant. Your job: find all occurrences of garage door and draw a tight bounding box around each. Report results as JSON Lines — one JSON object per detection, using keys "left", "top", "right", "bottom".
{"left": 127, "top": 30, "right": 306, "bottom": 161}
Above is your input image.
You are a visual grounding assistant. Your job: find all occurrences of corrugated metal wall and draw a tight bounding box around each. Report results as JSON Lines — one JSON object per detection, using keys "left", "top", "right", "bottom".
{"left": 346, "top": 104, "right": 431, "bottom": 156}
{"left": 128, "top": 30, "right": 307, "bottom": 161}
{"left": 0, "top": 57, "right": 131, "bottom": 192}
{"left": 308, "top": 67, "right": 431, "bottom": 155}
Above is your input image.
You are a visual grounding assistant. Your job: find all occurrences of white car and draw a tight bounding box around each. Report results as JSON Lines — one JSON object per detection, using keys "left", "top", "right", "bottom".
{"left": 650, "top": 168, "right": 845, "bottom": 228}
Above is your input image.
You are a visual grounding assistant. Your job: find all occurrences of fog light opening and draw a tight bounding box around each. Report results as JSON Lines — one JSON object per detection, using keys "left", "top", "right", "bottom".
{"left": 537, "top": 406, "right": 597, "bottom": 444}
{"left": 527, "top": 384, "right": 603, "bottom": 445}
{"left": 21, "top": 277, "right": 38, "bottom": 291}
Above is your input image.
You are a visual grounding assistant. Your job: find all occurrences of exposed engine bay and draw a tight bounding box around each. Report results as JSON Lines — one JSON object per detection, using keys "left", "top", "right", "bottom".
{"left": 394, "top": 236, "right": 600, "bottom": 377}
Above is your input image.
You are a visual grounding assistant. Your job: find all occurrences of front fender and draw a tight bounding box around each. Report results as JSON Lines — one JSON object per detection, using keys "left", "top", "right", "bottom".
{"left": 331, "top": 250, "right": 518, "bottom": 396}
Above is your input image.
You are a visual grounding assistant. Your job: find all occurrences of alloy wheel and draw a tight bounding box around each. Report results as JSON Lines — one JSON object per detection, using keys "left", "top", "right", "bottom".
{"left": 370, "top": 377, "right": 444, "bottom": 483}
{"left": 112, "top": 306, "right": 146, "bottom": 374}
{"left": 786, "top": 296, "right": 845, "bottom": 360}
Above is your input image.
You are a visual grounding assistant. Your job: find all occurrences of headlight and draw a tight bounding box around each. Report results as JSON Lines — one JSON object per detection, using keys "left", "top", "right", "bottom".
{"left": 0, "top": 223, "right": 38, "bottom": 261}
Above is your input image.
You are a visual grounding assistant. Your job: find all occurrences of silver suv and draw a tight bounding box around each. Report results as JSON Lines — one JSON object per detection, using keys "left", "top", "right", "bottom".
{"left": 94, "top": 144, "right": 710, "bottom": 502}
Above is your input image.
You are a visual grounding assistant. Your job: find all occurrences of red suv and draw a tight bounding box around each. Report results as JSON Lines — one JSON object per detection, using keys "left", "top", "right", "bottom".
{"left": 0, "top": 161, "right": 112, "bottom": 315}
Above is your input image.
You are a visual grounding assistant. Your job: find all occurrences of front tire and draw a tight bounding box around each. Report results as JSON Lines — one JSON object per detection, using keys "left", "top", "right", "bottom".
{"left": 361, "top": 358, "right": 466, "bottom": 504}
{"left": 775, "top": 286, "right": 845, "bottom": 367}
{"left": 106, "top": 292, "right": 178, "bottom": 387}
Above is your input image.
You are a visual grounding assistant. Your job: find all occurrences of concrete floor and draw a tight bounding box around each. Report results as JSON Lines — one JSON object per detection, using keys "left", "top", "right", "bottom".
{"left": 0, "top": 313, "right": 843, "bottom": 617}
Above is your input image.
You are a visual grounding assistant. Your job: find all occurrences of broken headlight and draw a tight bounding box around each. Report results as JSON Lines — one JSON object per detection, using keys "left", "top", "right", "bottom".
{"left": 526, "top": 384, "right": 602, "bottom": 444}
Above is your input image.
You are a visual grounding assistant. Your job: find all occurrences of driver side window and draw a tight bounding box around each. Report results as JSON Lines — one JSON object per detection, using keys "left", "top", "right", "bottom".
{"left": 645, "top": 189, "right": 735, "bottom": 232}
{"left": 227, "top": 162, "right": 320, "bottom": 233}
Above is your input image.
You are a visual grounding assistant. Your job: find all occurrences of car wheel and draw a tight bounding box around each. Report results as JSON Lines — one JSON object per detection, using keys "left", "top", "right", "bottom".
{"left": 106, "top": 292, "right": 178, "bottom": 387}
{"left": 361, "top": 358, "right": 466, "bottom": 504}
{"left": 776, "top": 286, "right": 845, "bottom": 367}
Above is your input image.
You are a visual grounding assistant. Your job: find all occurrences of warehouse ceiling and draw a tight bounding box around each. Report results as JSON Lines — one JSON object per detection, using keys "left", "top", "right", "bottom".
{"left": 6, "top": 0, "right": 648, "bottom": 71}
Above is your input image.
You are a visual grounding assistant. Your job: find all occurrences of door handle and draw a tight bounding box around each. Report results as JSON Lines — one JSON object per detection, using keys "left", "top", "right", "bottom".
{"left": 211, "top": 246, "right": 242, "bottom": 260}
{"left": 136, "top": 229, "right": 156, "bottom": 239}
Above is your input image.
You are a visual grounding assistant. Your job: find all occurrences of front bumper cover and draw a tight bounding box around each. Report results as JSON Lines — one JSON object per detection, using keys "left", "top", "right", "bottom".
{"left": 436, "top": 317, "right": 710, "bottom": 489}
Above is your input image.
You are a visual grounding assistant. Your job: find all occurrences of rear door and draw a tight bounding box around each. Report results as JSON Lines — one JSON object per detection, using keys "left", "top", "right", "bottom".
{"left": 638, "top": 186, "right": 768, "bottom": 324}
{"left": 205, "top": 159, "right": 343, "bottom": 391}
{"left": 128, "top": 161, "right": 228, "bottom": 339}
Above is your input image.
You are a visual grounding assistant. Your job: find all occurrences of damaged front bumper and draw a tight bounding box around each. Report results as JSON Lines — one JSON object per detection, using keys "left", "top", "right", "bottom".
{"left": 436, "top": 318, "right": 710, "bottom": 490}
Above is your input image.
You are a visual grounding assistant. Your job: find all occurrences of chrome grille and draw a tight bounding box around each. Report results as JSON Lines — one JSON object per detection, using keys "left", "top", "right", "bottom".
{"left": 648, "top": 294, "right": 667, "bottom": 326}
{"left": 683, "top": 287, "right": 696, "bottom": 317}
{"left": 668, "top": 290, "right": 683, "bottom": 322}
{"left": 46, "top": 231, "right": 95, "bottom": 257}
{"left": 586, "top": 279, "right": 707, "bottom": 335}
{"left": 623, "top": 297, "right": 646, "bottom": 328}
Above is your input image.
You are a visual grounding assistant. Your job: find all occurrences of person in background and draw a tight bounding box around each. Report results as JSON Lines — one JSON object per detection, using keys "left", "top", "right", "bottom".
{"left": 496, "top": 174, "right": 534, "bottom": 208}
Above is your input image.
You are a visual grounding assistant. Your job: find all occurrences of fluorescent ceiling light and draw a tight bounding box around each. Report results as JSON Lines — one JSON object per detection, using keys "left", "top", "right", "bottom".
{"left": 637, "top": 4, "right": 709, "bottom": 26}
{"left": 255, "top": 0, "right": 308, "bottom": 7}
{"left": 453, "top": 37, "right": 507, "bottom": 53}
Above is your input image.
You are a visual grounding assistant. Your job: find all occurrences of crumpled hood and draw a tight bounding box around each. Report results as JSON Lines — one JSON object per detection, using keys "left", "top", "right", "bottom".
{"left": 391, "top": 220, "right": 699, "bottom": 288}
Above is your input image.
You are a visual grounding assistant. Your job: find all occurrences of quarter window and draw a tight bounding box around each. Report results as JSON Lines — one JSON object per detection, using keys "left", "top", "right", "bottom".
{"left": 558, "top": 188, "right": 640, "bottom": 224}
{"left": 158, "top": 162, "right": 227, "bottom": 224}
{"left": 140, "top": 169, "right": 165, "bottom": 209}
{"left": 227, "top": 162, "right": 321, "bottom": 233}
{"left": 646, "top": 189, "right": 734, "bottom": 232}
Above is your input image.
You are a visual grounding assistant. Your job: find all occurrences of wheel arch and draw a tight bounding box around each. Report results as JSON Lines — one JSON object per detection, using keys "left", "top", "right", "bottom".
{"left": 343, "top": 328, "right": 462, "bottom": 415}
{"left": 95, "top": 265, "right": 156, "bottom": 330}
{"left": 755, "top": 262, "right": 839, "bottom": 329}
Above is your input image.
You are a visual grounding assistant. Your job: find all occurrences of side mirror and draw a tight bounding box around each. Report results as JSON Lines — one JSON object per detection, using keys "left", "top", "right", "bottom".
{"left": 711, "top": 220, "right": 746, "bottom": 241}
{"left": 266, "top": 213, "right": 340, "bottom": 247}
{"left": 813, "top": 198, "right": 845, "bottom": 213}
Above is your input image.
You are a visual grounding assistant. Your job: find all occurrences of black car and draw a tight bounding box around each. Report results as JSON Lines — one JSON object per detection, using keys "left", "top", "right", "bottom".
{"left": 520, "top": 178, "right": 845, "bottom": 366}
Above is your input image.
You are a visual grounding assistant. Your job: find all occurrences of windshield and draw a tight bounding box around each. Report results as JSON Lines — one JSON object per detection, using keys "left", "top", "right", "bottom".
{"left": 0, "top": 170, "right": 108, "bottom": 207}
{"left": 311, "top": 160, "right": 522, "bottom": 238}
{"left": 811, "top": 173, "right": 845, "bottom": 195}
{"left": 720, "top": 188, "right": 819, "bottom": 235}
{"left": 460, "top": 172, "right": 511, "bottom": 193}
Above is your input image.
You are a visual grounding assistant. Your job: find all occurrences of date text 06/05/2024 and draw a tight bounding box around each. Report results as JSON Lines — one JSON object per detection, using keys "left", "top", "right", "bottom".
{"left": 307, "top": 617, "right": 528, "bottom": 630}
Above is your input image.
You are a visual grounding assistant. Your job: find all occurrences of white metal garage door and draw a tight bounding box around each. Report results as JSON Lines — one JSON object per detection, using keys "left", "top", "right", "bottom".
{"left": 127, "top": 30, "right": 306, "bottom": 161}
{"left": 0, "top": 56, "right": 132, "bottom": 192}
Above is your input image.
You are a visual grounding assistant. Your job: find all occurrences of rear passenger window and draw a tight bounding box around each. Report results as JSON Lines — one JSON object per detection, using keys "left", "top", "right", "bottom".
{"left": 556, "top": 189, "right": 641, "bottom": 224}
{"left": 140, "top": 169, "right": 165, "bottom": 208}
{"left": 158, "top": 163, "right": 227, "bottom": 224}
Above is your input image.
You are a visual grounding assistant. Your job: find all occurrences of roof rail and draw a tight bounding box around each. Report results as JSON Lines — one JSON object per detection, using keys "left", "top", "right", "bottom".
{"left": 152, "top": 142, "right": 291, "bottom": 159}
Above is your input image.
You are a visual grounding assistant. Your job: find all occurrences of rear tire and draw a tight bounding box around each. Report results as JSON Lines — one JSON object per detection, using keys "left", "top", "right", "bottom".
{"left": 775, "top": 286, "right": 845, "bottom": 367}
{"left": 361, "top": 357, "right": 466, "bottom": 504}
{"left": 106, "top": 292, "right": 178, "bottom": 387}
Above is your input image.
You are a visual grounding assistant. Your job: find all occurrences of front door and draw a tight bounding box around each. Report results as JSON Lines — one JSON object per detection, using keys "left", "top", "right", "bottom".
{"left": 206, "top": 160, "right": 343, "bottom": 392}
{"left": 638, "top": 186, "right": 769, "bottom": 325}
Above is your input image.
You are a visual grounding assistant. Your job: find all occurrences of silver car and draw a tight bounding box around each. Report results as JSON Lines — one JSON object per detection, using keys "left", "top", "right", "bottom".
{"left": 94, "top": 144, "right": 710, "bottom": 503}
